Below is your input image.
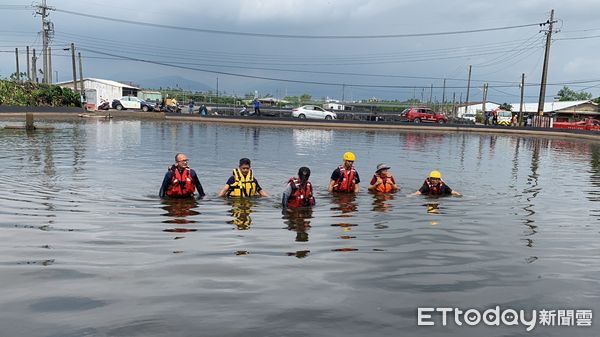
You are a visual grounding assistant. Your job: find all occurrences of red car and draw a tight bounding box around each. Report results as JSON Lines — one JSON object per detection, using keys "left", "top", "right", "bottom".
{"left": 553, "top": 118, "right": 600, "bottom": 132}
{"left": 400, "top": 107, "right": 448, "bottom": 124}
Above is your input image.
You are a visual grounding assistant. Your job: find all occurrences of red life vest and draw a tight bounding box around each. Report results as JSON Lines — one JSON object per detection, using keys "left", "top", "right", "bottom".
{"left": 166, "top": 167, "right": 196, "bottom": 198}
{"left": 424, "top": 178, "right": 445, "bottom": 196}
{"left": 374, "top": 174, "right": 395, "bottom": 193}
{"left": 287, "top": 177, "right": 315, "bottom": 208}
{"left": 334, "top": 165, "right": 357, "bottom": 193}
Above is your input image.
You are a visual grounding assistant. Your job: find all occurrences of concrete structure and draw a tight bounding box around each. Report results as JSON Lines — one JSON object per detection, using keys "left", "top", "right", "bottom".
{"left": 57, "top": 78, "right": 140, "bottom": 110}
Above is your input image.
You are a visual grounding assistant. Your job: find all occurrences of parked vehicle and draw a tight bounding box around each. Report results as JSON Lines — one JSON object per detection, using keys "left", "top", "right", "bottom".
{"left": 292, "top": 105, "right": 337, "bottom": 120}
{"left": 553, "top": 118, "right": 600, "bottom": 132}
{"left": 459, "top": 113, "right": 476, "bottom": 122}
{"left": 97, "top": 98, "right": 110, "bottom": 111}
{"left": 112, "top": 96, "right": 154, "bottom": 111}
{"left": 400, "top": 107, "right": 448, "bottom": 124}
{"left": 496, "top": 110, "right": 513, "bottom": 126}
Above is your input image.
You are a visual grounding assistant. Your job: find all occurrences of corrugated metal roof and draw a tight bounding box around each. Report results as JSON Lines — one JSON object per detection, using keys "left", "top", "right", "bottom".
{"left": 56, "top": 78, "right": 139, "bottom": 89}
{"left": 509, "top": 100, "right": 596, "bottom": 113}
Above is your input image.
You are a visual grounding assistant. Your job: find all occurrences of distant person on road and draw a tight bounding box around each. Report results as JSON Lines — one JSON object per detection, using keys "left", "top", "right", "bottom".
{"left": 188, "top": 99, "right": 194, "bottom": 114}
{"left": 368, "top": 163, "right": 399, "bottom": 193}
{"left": 282, "top": 167, "right": 315, "bottom": 209}
{"left": 253, "top": 99, "right": 261, "bottom": 116}
{"left": 414, "top": 170, "right": 460, "bottom": 196}
{"left": 199, "top": 104, "right": 207, "bottom": 116}
{"left": 159, "top": 153, "right": 205, "bottom": 199}
{"left": 218, "top": 158, "right": 268, "bottom": 198}
{"left": 328, "top": 152, "right": 360, "bottom": 193}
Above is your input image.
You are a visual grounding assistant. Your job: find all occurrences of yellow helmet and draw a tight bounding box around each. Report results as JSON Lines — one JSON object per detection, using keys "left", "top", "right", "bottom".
{"left": 343, "top": 152, "right": 356, "bottom": 161}
{"left": 429, "top": 170, "right": 442, "bottom": 179}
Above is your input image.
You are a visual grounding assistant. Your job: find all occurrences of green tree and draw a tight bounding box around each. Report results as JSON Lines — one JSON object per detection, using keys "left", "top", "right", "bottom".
{"left": 299, "top": 93, "right": 312, "bottom": 103}
{"left": 499, "top": 103, "right": 513, "bottom": 111}
{"left": 556, "top": 86, "right": 592, "bottom": 101}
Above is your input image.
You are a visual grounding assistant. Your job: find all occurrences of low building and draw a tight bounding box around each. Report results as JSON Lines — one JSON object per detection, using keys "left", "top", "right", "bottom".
{"left": 323, "top": 102, "right": 345, "bottom": 111}
{"left": 57, "top": 78, "right": 140, "bottom": 109}
{"left": 455, "top": 102, "right": 500, "bottom": 116}
{"left": 257, "top": 97, "right": 289, "bottom": 106}
{"left": 509, "top": 100, "right": 599, "bottom": 122}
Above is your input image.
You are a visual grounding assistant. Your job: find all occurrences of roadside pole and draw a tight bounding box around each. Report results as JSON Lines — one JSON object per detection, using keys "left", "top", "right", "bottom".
{"left": 537, "top": 9, "right": 555, "bottom": 116}
{"left": 15, "top": 48, "right": 20, "bottom": 82}
{"left": 70, "top": 43, "right": 78, "bottom": 93}
{"left": 26, "top": 46, "right": 30, "bottom": 81}
{"left": 519, "top": 73, "right": 525, "bottom": 126}
{"left": 465, "top": 65, "right": 472, "bottom": 105}
{"left": 78, "top": 52, "right": 84, "bottom": 95}
{"left": 482, "top": 83, "right": 488, "bottom": 123}
{"left": 32, "top": 49, "right": 37, "bottom": 83}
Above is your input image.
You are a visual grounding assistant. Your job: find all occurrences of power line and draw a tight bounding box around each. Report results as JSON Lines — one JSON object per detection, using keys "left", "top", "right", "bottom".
{"left": 554, "top": 34, "right": 600, "bottom": 41}
{"left": 54, "top": 8, "right": 547, "bottom": 39}
{"left": 76, "top": 47, "right": 600, "bottom": 89}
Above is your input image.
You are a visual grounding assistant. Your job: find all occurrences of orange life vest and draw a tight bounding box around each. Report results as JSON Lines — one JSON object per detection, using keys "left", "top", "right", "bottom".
{"left": 334, "top": 166, "right": 357, "bottom": 193}
{"left": 166, "top": 167, "right": 196, "bottom": 198}
{"left": 424, "top": 178, "right": 446, "bottom": 196}
{"left": 287, "top": 177, "right": 315, "bottom": 208}
{"left": 374, "top": 174, "right": 395, "bottom": 193}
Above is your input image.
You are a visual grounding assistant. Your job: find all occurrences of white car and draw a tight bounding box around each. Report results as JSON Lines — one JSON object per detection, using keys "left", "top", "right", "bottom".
{"left": 292, "top": 105, "right": 337, "bottom": 120}
{"left": 462, "top": 113, "right": 476, "bottom": 122}
{"left": 112, "top": 96, "right": 154, "bottom": 112}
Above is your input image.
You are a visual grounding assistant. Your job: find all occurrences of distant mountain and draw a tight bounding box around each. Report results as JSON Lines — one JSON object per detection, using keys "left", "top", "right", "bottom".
{"left": 137, "top": 76, "right": 213, "bottom": 92}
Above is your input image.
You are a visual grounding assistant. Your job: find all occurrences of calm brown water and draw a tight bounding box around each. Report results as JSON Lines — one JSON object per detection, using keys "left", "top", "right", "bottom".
{"left": 0, "top": 119, "right": 599, "bottom": 337}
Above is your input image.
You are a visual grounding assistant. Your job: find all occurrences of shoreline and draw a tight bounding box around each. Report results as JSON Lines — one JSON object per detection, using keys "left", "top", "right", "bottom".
{"left": 1, "top": 111, "right": 599, "bottom": 142}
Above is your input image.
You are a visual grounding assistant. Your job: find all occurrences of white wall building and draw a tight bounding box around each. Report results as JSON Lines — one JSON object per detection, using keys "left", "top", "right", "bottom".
{"left": 456, "top": 102, "right": 500, "bottom": 117}
{"left": 57, "top": 78, "right": 140, "bottom": 109}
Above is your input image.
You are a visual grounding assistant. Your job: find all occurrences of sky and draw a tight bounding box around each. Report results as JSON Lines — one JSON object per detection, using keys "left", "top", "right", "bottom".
{"left": 1, "top": 0, "right": 599, "bottom": 103}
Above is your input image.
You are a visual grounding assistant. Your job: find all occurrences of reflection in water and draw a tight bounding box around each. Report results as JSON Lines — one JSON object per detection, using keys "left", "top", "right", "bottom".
{"left": 425, "top": 202, "right": 440, "bottom": 214}
{"left": 161, "top": 198, "right": 199, "bottom": 233}
{"left": 330, "top": 193, "right": 358, "bottom": 216}
{"left": 589, "top": 145, "right": 600, "bottom": 205}
{"left": 293, "top": 129, "right": 333, "bottom": 148}
{"left": 226, "top": 198, "right": 256, "bottom": 230}
{"left": 521, "top": 138, "right": 543, "bottom": 250}
{"left": 282, "top": 208, "right": 313, "bottom": 242}
{"left": 371, "top": 193, "right": 394, "bottom": 213}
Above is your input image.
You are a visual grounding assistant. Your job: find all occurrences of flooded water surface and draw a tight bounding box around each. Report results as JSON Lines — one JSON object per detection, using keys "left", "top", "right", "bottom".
{"left": 1, "top": 120, "right": 599, "bottom": 337}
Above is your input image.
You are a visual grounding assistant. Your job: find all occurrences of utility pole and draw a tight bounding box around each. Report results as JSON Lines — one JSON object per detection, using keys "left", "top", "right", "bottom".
{"left": 465, "top": 65, "right": 472, "bottom": 105}
{"left": 537, "top": 9, "right": 556, "bottom": 116}
{"left": 342, "top": 84, "right": 346, "bottom": 102}
{"left": 429, "top": 83, "right": 433, "bottom": 104}
{"left": 48, "top": 47, "right": 52, "bottom": 83}
{"left": 519, "top": 73, "right": 525, "bottom": 125}
{"left": 32, "top": 49, "right": 38, "bottom": 83}
{"left": 216, "top": 76, "right": 219, "bottom": 111}
{"left": 70, "top": 43, "right": 78, "bottom": 92}
{"left": 452, "top": 92, "right": 456, "bottom": 118}
{"left": 15, "top": 48, "right": 20, "bottom": 82}
{"left": 36, "top": 0, "right": 54, "bottom": 83}
{"left": 482, "top": 83, "right": 488, "bottom": 119}
{"left": 442, "top": 78, "right": 446, "bottom": 107}
{"left": 78, "top": 52, "right": 84, "bottom": 96}
{"left": 26, "top": 46, "right": 30, "bottom": 81}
